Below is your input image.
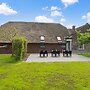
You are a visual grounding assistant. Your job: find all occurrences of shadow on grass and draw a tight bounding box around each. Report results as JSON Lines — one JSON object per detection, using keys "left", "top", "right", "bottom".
{"left": 7, "top": 56, "right": 20, "bottom": 64}
{"left": 0, "top": 54, "right": 20, "bottom": 64}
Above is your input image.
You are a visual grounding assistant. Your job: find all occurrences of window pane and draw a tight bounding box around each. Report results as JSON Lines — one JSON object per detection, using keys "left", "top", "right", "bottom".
{"left": 57, "top": 37, "right": 61, "bottom": 41}
{"left": 40, "top": 36, "right": 45, "bottom": 41}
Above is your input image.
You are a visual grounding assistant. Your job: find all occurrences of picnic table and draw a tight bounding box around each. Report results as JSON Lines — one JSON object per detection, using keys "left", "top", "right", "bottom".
{"left": 63, "top": 50, "right": 72, "bottom": 57}
{"left": 40, "top": 50, "right": 48, "bottom": 57}
{"left": 51, "top": 50, "right": 60, "bottom": 57}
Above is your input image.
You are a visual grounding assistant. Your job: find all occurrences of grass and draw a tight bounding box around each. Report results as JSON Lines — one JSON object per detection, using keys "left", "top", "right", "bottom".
{"left": 80, "top": 53, "right": 90, "bottom": 57}
{"left": 0, "top": 54, "right": 90, "bottom": 90}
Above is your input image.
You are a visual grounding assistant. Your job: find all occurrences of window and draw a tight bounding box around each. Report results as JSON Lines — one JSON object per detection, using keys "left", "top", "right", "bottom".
{"left": 40, "top": 36, "right": 45, "bottom": 41}
{"left": 40, "top": 35, "right": 45, "bottom": 42}
{"left": 40, "top": 35, "right": 45, "bottom": 48}
{"left": 0, "top": 45, "right": 7, "bottom": 48}
{"left": 57, "top": 36, "right": 62, "bottom": 43}
{"left": 79, "top": 44, "right": 84, "bottom": 50}
{"left": 40, "top": 43, "right": 45, "bottom": 48}
{"left": 57, "top": 37, "right": 61, "bottom": 41}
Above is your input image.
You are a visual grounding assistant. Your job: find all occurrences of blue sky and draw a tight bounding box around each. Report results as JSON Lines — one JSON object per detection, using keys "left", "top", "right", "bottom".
{"left": 0, "top": 0, "right": 90, "bottom": 28}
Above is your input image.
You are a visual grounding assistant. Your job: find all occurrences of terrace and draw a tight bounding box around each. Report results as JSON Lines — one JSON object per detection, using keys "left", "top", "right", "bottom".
{"left": 26, "top": 53, "right": 90, "bottom": 62}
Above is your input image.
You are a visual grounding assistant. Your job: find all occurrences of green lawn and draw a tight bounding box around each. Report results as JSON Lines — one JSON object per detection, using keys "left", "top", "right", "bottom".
{"left": 80, "top": 53, "right": 90, "bottom": 57}
{"left": 0, "top": 54, "right": 90, "bottom": 90}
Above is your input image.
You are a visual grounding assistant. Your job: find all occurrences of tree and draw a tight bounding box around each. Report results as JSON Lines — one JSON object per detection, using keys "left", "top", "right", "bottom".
{"left": 77, "top": 29, "right": 90, "bottom": 45}
{"left": 12, "top": 37, "right": 27, "bottom": 60}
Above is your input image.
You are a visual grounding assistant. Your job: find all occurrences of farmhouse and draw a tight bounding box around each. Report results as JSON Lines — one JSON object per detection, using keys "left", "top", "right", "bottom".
{"left": 0, "top": 22, "right": 90, "bottom": 53}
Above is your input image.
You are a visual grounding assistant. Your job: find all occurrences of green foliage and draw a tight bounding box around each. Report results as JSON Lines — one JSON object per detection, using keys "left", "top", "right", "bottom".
{"left": 77, "top": 29, "right": 90, "bottom": 44}
{"left": 12, "top": 37, "right": 27, "bottom": 60}
{"left": 0, "top": 55, "right": 90, "bottom": 90}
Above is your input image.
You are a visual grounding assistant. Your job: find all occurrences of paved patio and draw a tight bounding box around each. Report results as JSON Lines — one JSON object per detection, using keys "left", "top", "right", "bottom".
{"left": 26, "top": 53, "right": 90, "bottom": 62}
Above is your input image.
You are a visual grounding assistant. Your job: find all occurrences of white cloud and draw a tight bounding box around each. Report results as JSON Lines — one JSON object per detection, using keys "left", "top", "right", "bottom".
{"left": 0, "top": 3, "right": 17, "bottom": 15}
{"left": 35, "top": 16, "right": 54, "bottom": 23}
{"left": 66, "top": 24, "right": 73, "bottom": 29}
{"left": 60, "top": 18, "right": 66, "bottom": 25}
{"left": 51, "top": 10, "right": 62, "bottom": 16}
{"left": 82, "top": 12, "right": 90, "bottom": 24}
{"left": 51, "top": 6, "right": 61, "bottom": 11}
{"left": 42, "top": 6, "right": 62, "bottom": 17}
{"left": 82, "top": 16, "right": 86, "bottom": 19}
{"left": 42, "top": 6, "right": 49, "bottom": 10}
{"left": 61, "top": 0, "right": 79, "bottom": 7}
{"left": 60, "top": 22, "right": 64, "bottom": 25}
{"left": 60, "top": 18, "right": 66, "bottom": 22}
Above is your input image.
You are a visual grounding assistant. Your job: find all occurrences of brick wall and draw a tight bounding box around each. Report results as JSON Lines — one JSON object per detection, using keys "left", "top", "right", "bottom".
{"left": 0, "top": 43, "right": 66, "bottom": 54}
{"left": 0, "top": 43, "right": 12, "bottom": 54}
{"left": 27, "top": 43, "right": 66, "bottom": 53}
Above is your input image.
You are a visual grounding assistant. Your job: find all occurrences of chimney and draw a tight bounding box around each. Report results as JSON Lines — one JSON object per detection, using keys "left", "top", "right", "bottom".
{"left": 72, "top": 25, "right": 75, "bottom": 30}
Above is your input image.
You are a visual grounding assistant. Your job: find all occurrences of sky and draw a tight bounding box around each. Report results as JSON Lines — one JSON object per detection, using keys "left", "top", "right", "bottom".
{"left": 0, "top": 0, "right": 90, "bottom": 28}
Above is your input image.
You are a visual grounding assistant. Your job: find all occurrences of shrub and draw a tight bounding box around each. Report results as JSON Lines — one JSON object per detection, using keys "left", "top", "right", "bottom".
{"left": 12, "top": 37, "right": 27, "bottom": 60}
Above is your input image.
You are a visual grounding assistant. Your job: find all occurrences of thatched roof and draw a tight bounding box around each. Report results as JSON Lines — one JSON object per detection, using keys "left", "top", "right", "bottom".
{"left": 76, "top": 23, "right": 90, "bottom": 33}
{"left": 0, "top": 22, "right": 69, "bottom": 43}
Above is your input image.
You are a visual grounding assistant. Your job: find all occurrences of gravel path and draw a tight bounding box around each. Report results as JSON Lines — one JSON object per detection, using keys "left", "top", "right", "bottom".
{"left": 26, "top": 53, "right": 90, "bottom": 62}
